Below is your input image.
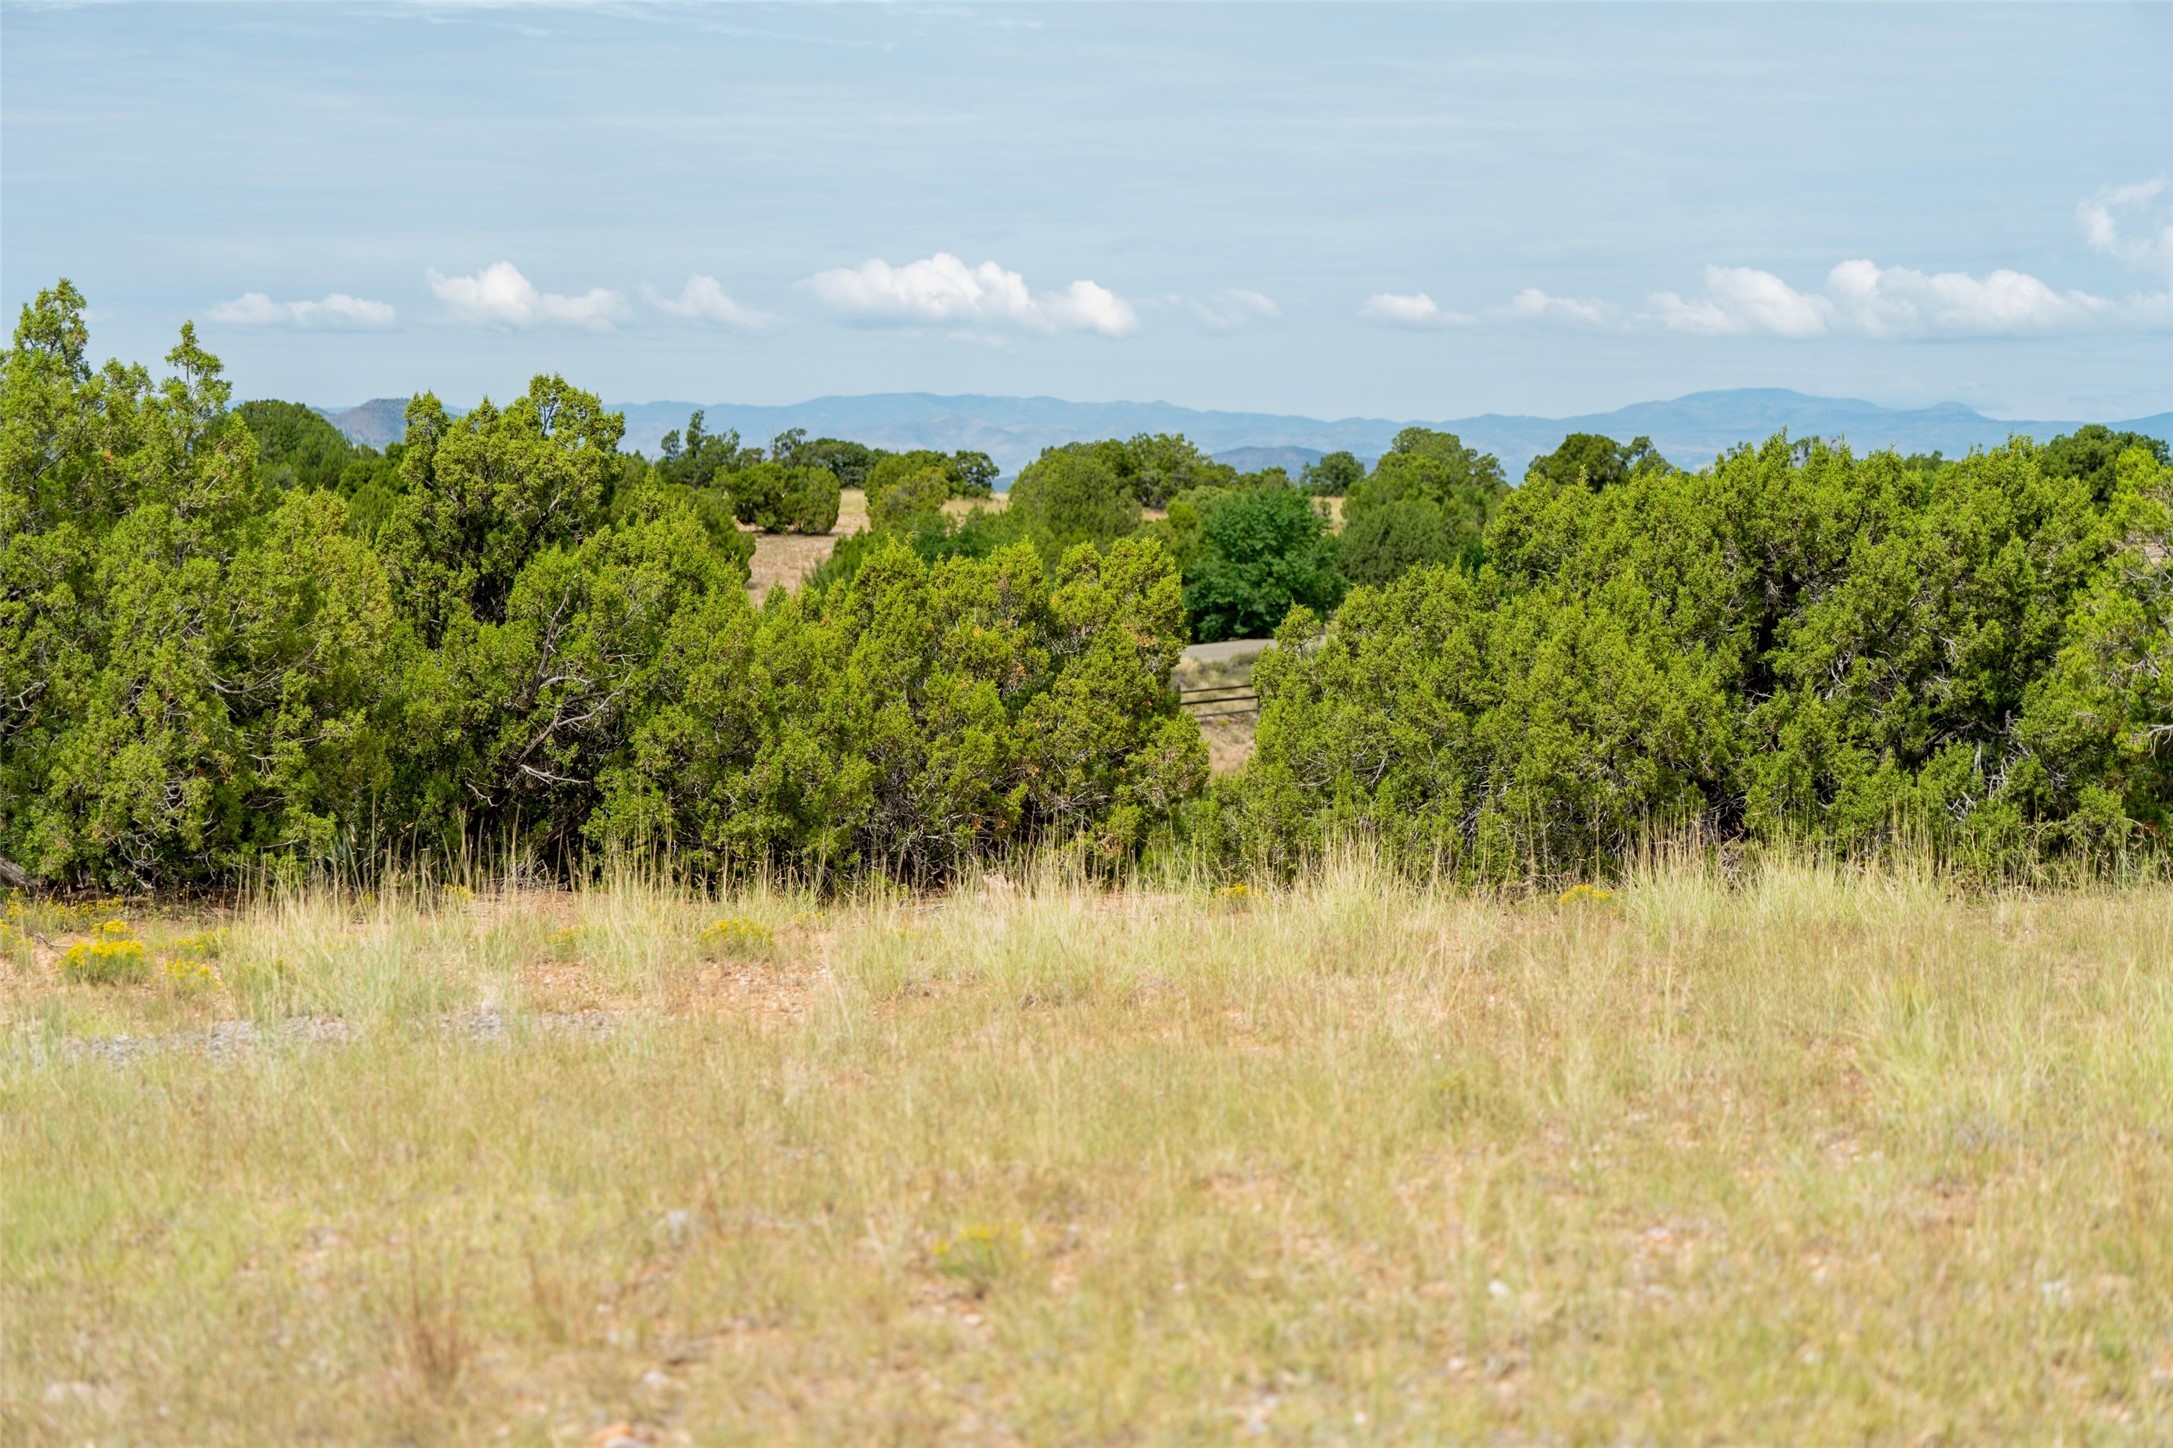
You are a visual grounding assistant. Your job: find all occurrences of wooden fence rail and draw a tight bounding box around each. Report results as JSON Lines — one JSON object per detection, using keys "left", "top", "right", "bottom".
{"left": 1177, "top": 684, "right": 1260, "bottom": 721}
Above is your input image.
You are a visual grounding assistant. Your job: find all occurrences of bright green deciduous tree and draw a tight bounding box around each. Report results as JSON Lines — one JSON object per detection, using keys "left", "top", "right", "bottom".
{"left": 1181, "top": 481, "right": 1344, "bottom": 642}
{"left": 1300, "top": 450, "right": 1365, "bottom": 496}
{"left": 1523, "top": 432, "right": 1669, "bottom": 489}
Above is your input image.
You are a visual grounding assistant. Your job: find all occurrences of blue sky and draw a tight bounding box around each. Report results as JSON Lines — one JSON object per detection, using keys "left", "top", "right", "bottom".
{"left": 4, "top": 2, "right": 2169, "bottom": 421}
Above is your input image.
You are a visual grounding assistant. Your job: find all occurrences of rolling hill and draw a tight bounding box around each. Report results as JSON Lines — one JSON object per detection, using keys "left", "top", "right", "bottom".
{"left": 315, "top": 389, "right": 2173, "bottom": 480}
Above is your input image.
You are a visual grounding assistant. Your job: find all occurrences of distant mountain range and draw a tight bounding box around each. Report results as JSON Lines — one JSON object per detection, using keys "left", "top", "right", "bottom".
{"left": 315, "top": 388, "right": 2173, "bottom": 481}
{"left": 314, "top": 397, "right": 410, "bottom": 448}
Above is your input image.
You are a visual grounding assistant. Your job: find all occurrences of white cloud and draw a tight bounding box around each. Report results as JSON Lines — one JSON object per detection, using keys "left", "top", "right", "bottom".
{"left": 806, "top": 252, "right": 1138, "bottom": 336}
{"left": 1040, "top": 278, "right": 1138, "bottom": 335}
{"left": 1191, "top": 288, "right": 1281, "bottom": 332}
{"left": 1504, "top": 288, "right": 1608, "bottom": 325}
{"left": 1651, "top": 258, "right": 2158, "bottom": 339}
{"left": 2079, "top": 178, "right": 2173, "bottom": 274}
{"left": 205, "top": 291, "right": 396, "bottom": 329}
{"left": 1824, "top": 260, "right": 2112, "bottom": 338}
{"left": 1360, "top": 291, "right": 1474, "bottom": 327}
{"left": 1653, "top": 265, "right": 1834, "bottom": 338}
{"left": 427, "top": 261, "right": 627, "bottom": 329}
{"left": 647, "top": 275, "right": 775, "bottom": 330}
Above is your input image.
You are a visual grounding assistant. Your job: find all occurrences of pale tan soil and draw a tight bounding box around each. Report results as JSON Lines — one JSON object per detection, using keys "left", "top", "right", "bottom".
{"left": 743, "top": 490, "right": 1008, "bottom": 601}
{"left": 1172, "top": 640, "right": 1267, "bottom": 773}
{"left": 1197, "top": 714, "right": 1257, "bottom": 773}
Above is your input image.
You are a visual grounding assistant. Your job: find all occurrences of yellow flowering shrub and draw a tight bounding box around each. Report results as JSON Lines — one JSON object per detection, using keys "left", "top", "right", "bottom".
{"left": 699, "top": 916, "right": 776, "bottom": 960}
{"left": 59, "top": 920, "right": 151, "bottom": 985}
{"left": 162, "top": 956, "right": 219, "bottom": 991}
{"left": 932, "top": 1222, "right": 1021, "bottom": 1296}
{"left": 157, "top": 928, "right": 228, "bottom": 992}
{"left": 1210, "top": 881, "right": 1255, "bottom": 911}
{"left": 1558, "top": 882, "right": 1619, "bottom": 907}
{"left": 165, "top": 929, "right": 228, "bottom": 960}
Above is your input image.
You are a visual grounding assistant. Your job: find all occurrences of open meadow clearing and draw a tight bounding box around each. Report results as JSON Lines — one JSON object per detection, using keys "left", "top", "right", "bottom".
{"left": 6, "top": 858, "right": 2173, "bottom": 1445}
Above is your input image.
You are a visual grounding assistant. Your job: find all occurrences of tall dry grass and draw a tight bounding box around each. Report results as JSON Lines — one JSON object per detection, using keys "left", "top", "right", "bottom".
{"left": 4, "top": 854, "right": 2171, "bottom": 1443}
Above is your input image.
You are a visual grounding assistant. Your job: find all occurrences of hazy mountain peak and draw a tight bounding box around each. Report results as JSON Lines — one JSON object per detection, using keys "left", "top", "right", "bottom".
{"left": 313, "top": 388, "right": 2170, "bottom": 477}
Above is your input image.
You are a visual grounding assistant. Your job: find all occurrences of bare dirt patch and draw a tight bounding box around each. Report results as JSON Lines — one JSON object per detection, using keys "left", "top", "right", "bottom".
{"left": 742, "top": 491, "right": 1009, "bottom": 601}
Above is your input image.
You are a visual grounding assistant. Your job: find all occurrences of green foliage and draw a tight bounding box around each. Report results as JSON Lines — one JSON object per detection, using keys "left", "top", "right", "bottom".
{"left": 401, "top": 503, "right": 743, "bottom": 857}
{"left": 805, "top": 497, "right": 1035, "bottom": 599}
{"left": 1105, "top": 433, "right": 1235, "bottom": 509}
{"left": 599, "top": 534, "right": 1206, "bottom": 880}
{"left": 1301, "top": 450, "right": 1365, "bottom": 496}
{"left": 11, "top": 278, "right": 2166, "bottom": 890}
{"left": 865, "top": 450, "right": 950, "bottom": 512}
{"left": 1336, "top": 495, "right": 1459, "bottom": 586}
{"left": 792, "top": 436, "right": 879, "bottom": 490}
{"left": 1180, "top": 482, "right": 1344, "bottom": 643}
{"left": 1336, "top": 427, "right": 1507, "bottom": 586}
{"left": 2038, "top": 423, "right": 2170, "bottom": 503}
{"left": 235, "top": 399, "right": 359, "bottom": 492}
{"left": 1229, "top": 433, "right": 2173, "bottom": 880}
{"left": 869, "top": 464, "right": 953, "bottom": 532}
{"left": 1006, "top": 447, "right": 1143, "bottom": 556}
{"left": 1, "top": 283, "right": 397, "bottom": 886}
{"left": 1148, "top": 484, "right": 1237, "bottom": 574}
{"left": 656, "top": 409, "right": 756, "bottom": 488}
{"left": 865, "top": 448, "right": 999, "bottom": 511}
{"left": 375, "top": 377, "right": 624, "bottom": 642}
{"left": 1524, "top": 432, "right": 1669, "bottom": 489}
{"left": 608, "top": 472, "right": 755, "bottom": 577}
{"left": 728, "top": 461, "right": 841, "bottom": 534}
{"left": 949, "top": 450, "right": 999, "bottom": 497}
{"left": 1, "top": 281, "right": 1203, "bottom": 889}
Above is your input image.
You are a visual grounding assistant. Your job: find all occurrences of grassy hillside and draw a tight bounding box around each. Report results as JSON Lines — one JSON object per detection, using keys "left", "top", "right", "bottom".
{"left": 7, "top": 857, "right": 2171, "bottom": 1443}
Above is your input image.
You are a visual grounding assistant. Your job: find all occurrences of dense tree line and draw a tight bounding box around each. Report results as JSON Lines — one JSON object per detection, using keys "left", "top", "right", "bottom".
{"left": 4, "top": 281, "right": 2167, "bottom": 889}
{"left": 0, "top": 284, "right": 1199, "bottom": 888}
{"left": 1218, "top": 428, "right": 2173, "bottom": 878}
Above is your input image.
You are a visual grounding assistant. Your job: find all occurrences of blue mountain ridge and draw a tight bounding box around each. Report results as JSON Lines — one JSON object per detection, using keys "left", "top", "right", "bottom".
{"left": 316, "top": 388, "right": 2173, "bottom": 482}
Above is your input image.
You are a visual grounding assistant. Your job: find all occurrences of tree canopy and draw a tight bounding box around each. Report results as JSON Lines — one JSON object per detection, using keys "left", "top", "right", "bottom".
{"left": 0, "top": 283, "right": 1198, "bottom": 888}
{"left": 9, "top": 278, "right": 2169, "bottom": 890}
{"left": 1220, "top": 431, "right": 2173, "bottom": 880}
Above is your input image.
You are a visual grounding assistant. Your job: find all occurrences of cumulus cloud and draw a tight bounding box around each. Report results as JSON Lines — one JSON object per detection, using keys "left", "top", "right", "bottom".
{"left": 1652, "top": 265, "right": 1834, "bottom": 338}
{"left": 1504, "top": 288, "right": 1608, "bottom": 325}
{"left": 1190, "top": 288, "right": 1280, "bottom": 332}
{"left": 2079, "top": 179, "right": 2173, "bottom": 273}
{"left": 205, "top": 291, "right": 396, "bottom": 329}
{"left": 1825, "top": 260, "right": 2114, "bottom": 337}
{"left": 1652, "top": 260, "right": 2147, "bottom": 339}
{"left": 807, "top": 253, "right": 1138, "bottom": 336}
{"left": 647, "top": 275, "right": 775, "bottom": 330}
{"left": 1359, "top": 291, "right": 1474, "bottom": 327}
{"left": 427, "top": 261, "right": 627, "bottom": 329}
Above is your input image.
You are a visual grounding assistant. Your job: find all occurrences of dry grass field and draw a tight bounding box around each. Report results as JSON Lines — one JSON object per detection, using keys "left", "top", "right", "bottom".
{"left": 744, "top": 491, "right": 1007, "bottom": 601}
{"left": 6, "top": 857, "right": 2172, "bottom": 1444}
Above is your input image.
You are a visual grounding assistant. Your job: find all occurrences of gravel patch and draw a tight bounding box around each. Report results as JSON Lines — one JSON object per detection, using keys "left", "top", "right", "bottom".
{"left": 26, "top": 1009, "right": 622, "bottom": 1067}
